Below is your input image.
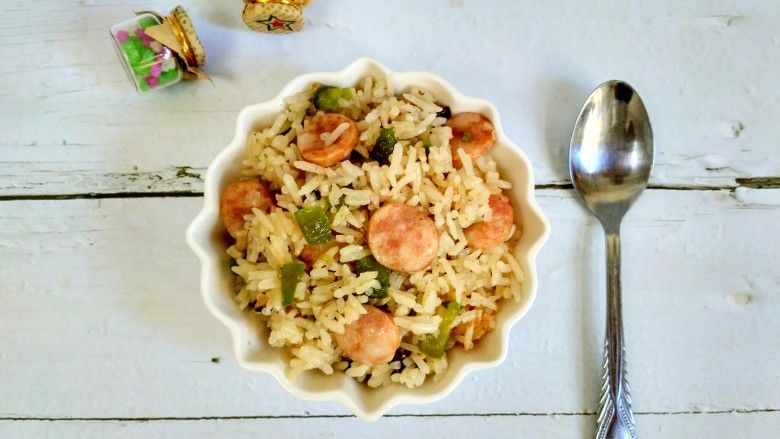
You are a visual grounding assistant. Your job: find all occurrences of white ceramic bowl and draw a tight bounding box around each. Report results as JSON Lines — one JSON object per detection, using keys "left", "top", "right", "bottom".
{"left": 186, "top": 58, "right": 550, "bottom": 420}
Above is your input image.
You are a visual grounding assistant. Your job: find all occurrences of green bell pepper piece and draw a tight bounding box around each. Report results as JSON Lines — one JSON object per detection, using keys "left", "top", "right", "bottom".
{"left": 293, "top": 205, "right": 333, "bottom": 245}
{"left": 369, "top": 127, "right": 397, "bottom": 165}
{"left": 280, "top": 261, "right": 305, "bottom": 307}
{"left": 355, "top": 255, "right": 391, "bottom": 299}
{"left": 312, "top": 85, "right": 354, "bottom": 112}
{"left": 418, "top": 301, "right": 461, "bottom": 358}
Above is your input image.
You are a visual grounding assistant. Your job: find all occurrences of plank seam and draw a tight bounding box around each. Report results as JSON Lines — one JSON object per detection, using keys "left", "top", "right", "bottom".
{"left": 0, "top": 408, "right": 777, "bottom": 421}
{"left": 0, "top": 182, "right": 773, "bottom": 202}
{"left": 0, "top": 192, "right": 204, "bottom": 201}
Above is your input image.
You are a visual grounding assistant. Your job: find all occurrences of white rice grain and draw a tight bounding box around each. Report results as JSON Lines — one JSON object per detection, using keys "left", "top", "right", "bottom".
{"left": 458, "top": 149, "right": 475, "bottom": 176}
{"left": 320, "top": 122, "right": 350, "bottom": 146}
{"left": 394, "top": 315, "right": 442, "bottom": 335}
{"left": 342, "top": 188, "right": 372, "bottom": 207}
{"left": 331, "top": 225, "right": 363, "bottom": 237}
{"left": 339, "top": 245, "right": 371, "bottom": 263}
{"left": 403, "top": 93, "right": 442, "bottom": 113}
{"left": 282, "top": 173, "right": 302, "bottom": 206}
{"left": 469, "top": 292, "right": 498, "bottom": 311}
{"left": 504, "top": 252, "right": 525, "bottom": 283}
{"left": 298, "top": 175, "right": 324, "bottom": 196}
{"left": 390, "top": 289, "right": 420, "bottom": 311}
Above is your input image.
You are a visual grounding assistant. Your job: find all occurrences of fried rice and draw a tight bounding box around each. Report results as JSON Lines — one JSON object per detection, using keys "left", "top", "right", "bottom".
{"left": 225, "top": 75, "right": 524, "bottom": 388}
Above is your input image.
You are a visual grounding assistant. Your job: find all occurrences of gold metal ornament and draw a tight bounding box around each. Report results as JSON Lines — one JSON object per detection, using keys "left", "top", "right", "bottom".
{"left": 139, "top": 6, "right": 209, "bottom": 80}
{"left": 242, "top": 0, "right": 315, "bottom": 34}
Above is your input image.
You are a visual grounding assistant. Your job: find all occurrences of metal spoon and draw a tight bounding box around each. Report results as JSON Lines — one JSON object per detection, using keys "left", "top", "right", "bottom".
{"left": 569, "top": 80, "right": 653, "bottom": 439}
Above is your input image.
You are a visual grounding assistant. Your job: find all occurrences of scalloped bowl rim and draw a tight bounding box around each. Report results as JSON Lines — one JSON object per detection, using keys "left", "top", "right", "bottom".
{"left": 186, "top": 58, "right": 550, "bottom": 420}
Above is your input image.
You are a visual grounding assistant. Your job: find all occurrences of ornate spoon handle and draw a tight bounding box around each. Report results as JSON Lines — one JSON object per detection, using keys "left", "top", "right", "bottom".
{"left": 596, "top": 230, "right": 636, "bottom": 439}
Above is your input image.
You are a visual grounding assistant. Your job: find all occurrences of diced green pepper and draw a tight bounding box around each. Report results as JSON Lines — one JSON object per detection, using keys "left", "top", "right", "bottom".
{"left": 355, "top": 255, "right": 391, "bottom": 299}
{"left": 369, "top": 127, "right": 397, "bottom": 165}
{"left": 461, "top": 131, "right": 473, "bottom": 143}
{"left": 293, "top": 205, "right": 333, "bottom": 245}
{"left": 312, "top": 85, "right": 354, "bottom": 112}
{"left": 418, "top": 301, "right": 461, "bottom": 358}
{"left": 280, "top": 261, "right": 305, "bottom": 307}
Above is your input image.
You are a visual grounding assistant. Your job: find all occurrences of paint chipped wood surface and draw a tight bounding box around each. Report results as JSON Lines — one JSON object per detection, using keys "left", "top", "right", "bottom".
{"left": 2, "top": 0, "right": 779, "bottom": 437}
{"left": 2, "top": 193, "right": 778, "bottom": 436}
{"left": 2, "top": 1, "right": 780, "bottom": 198}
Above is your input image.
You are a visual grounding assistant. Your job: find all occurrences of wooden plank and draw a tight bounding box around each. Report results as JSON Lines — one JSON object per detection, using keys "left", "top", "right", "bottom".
{"left": 2, "top": 1, "right": 780, "bottom": 196}
{"left": 1, "top": 189, "right": 778, "bottom": 419}
{"left": 1, "top": 412, "right": 778, "bottom": 438}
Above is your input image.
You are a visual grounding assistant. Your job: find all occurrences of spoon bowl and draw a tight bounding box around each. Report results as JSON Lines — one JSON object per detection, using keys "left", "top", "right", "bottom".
{"left": 570, "top": 80, "right": 653, "bottom": 226}
{"left": 569, "top": 80, "right": 653, "bottom": 439}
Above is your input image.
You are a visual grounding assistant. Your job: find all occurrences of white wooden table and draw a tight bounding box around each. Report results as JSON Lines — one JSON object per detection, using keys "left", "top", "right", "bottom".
{"left": 2, "top": 1, "right": 779, "bottom": 437}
